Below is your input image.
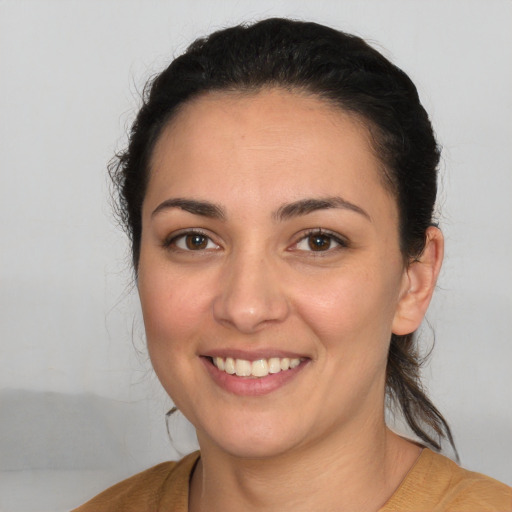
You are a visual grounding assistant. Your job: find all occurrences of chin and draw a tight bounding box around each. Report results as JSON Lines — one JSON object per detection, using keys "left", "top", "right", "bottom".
{"left": 197, "top": 418, "right": 309, "bottom": 460}
{"left": 214, "top": 438, "right": 303, "bottom": 461}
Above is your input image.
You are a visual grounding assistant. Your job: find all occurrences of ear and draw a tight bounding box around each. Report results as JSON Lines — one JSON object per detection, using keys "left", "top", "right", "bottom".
{"left": 392, "top": 226, "right": 444, "bottom": 336}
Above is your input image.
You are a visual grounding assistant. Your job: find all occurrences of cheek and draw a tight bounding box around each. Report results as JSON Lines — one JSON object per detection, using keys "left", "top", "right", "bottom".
{"left": 293, "top": 263, "right": 402, "bottom": 352}
{"left": 137, "top": 246, "right": 212, "bottom": 348}
{"left": 297, "top": 272, "right": 383, "bottom": 338}
{"left": 137, "top": 266, "right": 212, "bottom": 409}
{"left": 137, "top": 261, "right": 212, "bottom": 352}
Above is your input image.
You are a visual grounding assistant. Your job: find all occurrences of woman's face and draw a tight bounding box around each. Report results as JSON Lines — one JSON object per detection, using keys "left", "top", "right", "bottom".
{"left": 138, "top": 89, "right": 410, "bottom": 458}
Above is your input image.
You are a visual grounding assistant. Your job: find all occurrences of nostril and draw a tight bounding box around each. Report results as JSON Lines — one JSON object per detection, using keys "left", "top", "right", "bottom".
{"left": 211, "top": 258, "right": 291, "bottom": 334}
{"left": 212, "top": 292, "right": 290, "bottom": 334}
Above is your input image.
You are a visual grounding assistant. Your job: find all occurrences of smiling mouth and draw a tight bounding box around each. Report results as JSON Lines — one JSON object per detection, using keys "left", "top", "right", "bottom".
{"left": 209, "top": 356, "right": 304, "bottom": 378}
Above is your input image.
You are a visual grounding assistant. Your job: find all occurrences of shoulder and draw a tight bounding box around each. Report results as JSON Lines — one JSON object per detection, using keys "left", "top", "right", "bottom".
{"left": 381, "top": 449, "right": 512, "bottom": 512}
{"left": 71, "top": 451, "right": 200, "bottom": 512}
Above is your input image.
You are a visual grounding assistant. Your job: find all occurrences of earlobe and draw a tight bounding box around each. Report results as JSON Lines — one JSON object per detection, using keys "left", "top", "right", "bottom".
{"left": 392, "top": 227, "right": 444, "bottom": 336}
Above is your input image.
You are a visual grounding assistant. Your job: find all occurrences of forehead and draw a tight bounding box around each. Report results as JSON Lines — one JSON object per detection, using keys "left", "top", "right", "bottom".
{"left": 147, "top": 88, "right": 396, "bottom": 221}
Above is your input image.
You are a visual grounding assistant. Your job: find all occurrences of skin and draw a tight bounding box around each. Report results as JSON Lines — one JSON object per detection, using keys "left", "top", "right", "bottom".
{"left": 137, "top": 89, "right": 443, "bottom": 511}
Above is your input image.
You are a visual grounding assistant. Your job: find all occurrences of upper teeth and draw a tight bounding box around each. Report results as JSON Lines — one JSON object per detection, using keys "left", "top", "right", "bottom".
{"left": 212, "top": 356, "right": 301, "bottom": 378}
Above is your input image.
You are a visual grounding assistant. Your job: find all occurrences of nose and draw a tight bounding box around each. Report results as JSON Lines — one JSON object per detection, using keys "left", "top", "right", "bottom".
{"left": 212, "top": 250, "right": 290, "bottom": 334}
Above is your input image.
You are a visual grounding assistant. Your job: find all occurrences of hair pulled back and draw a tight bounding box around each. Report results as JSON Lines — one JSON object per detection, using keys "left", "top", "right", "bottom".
{"left": 111, "top": 17, "right": 455, "bottom": 453}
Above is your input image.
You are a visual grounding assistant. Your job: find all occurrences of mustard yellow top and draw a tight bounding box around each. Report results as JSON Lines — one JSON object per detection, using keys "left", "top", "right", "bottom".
{"left": 73, "top": 449, "right": 511, "bottom": 511}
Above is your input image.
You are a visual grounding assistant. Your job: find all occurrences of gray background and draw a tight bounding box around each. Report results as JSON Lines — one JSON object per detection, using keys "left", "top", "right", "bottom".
{"left": 1, "top": 1, "right": 511, "bottom": 510}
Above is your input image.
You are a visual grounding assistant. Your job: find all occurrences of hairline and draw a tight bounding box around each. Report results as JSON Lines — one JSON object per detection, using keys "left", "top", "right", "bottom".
{"left": 148, "top": 85, "right": 400, "bottom": 197}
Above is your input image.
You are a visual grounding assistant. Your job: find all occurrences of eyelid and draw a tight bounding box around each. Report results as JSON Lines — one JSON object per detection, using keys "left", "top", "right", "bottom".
{"left": 289, "top": 228, "right": 349, "bottom": 253}
{"left": 161, "top": 227, "right": 348, "bottom": 253}
{"left": 163, "top": 228, "right": 221, "bottom": 251}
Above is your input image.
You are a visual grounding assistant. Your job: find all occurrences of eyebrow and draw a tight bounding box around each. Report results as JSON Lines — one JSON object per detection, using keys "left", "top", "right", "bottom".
{"left": 273, "top": 197, "right": 371, "bottom": 222}
{"left": 151, "top": 198, "right": 226, "bottom": 220}
{"left": 151, "top": 196, "right": 371, "bottom": 222}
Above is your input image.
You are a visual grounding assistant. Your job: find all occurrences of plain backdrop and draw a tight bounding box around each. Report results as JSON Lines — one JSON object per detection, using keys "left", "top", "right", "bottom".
{"left": 1, "top": 1, "right": 511, "bottom": 510}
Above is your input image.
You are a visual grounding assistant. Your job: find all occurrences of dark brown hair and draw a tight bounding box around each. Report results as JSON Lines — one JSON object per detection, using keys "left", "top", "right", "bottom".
{"left": 110, "top": 18, "right": 456, "bottom": 454}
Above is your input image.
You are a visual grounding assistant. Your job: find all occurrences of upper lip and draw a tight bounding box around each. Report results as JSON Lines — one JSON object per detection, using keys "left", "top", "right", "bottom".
{"left": 201, "top": 348, "right": 309, "bottom": 361}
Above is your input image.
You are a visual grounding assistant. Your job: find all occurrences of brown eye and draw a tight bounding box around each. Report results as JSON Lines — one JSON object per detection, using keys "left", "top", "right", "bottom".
{"left": 307, "top": 234, "right": 332, "bottom": 251}
{"left": 185, "top": 234, "right": 208, "bottom": 250}
{"left": 293, "top": 230, "right": 346, "bottom": 253}
{"left": 171, "top": 232, "right": 219, "bottom": 251}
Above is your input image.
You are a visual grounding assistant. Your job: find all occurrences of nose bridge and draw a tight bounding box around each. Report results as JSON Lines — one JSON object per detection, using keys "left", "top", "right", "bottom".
{"left": 213, "top": 244, "right": 289, "bottom": 333}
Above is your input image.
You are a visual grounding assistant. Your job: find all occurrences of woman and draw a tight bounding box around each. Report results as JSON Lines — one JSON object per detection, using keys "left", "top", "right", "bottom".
{"left": 74, "top": 18, "right": 511, "bottom": 511}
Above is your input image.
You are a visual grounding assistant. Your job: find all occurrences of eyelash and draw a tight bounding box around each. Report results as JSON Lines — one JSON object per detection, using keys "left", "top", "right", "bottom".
{"left": 163, "top": 229, "right": 220, "bottom": 252}
{"left": 291, "top": 229, "right": 349, "bottom": 254}
{"left": 162, "top": 228, "right": 349, "bottom": 254}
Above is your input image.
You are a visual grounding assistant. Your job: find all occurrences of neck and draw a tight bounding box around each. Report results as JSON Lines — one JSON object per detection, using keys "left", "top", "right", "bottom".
{"left": 189, "top": 422, "right": 421, "bottom": 512}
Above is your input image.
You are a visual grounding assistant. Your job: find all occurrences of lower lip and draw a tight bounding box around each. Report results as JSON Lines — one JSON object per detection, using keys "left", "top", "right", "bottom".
{"left": 201, "top": 357, "right": 308, "bottom": 396}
